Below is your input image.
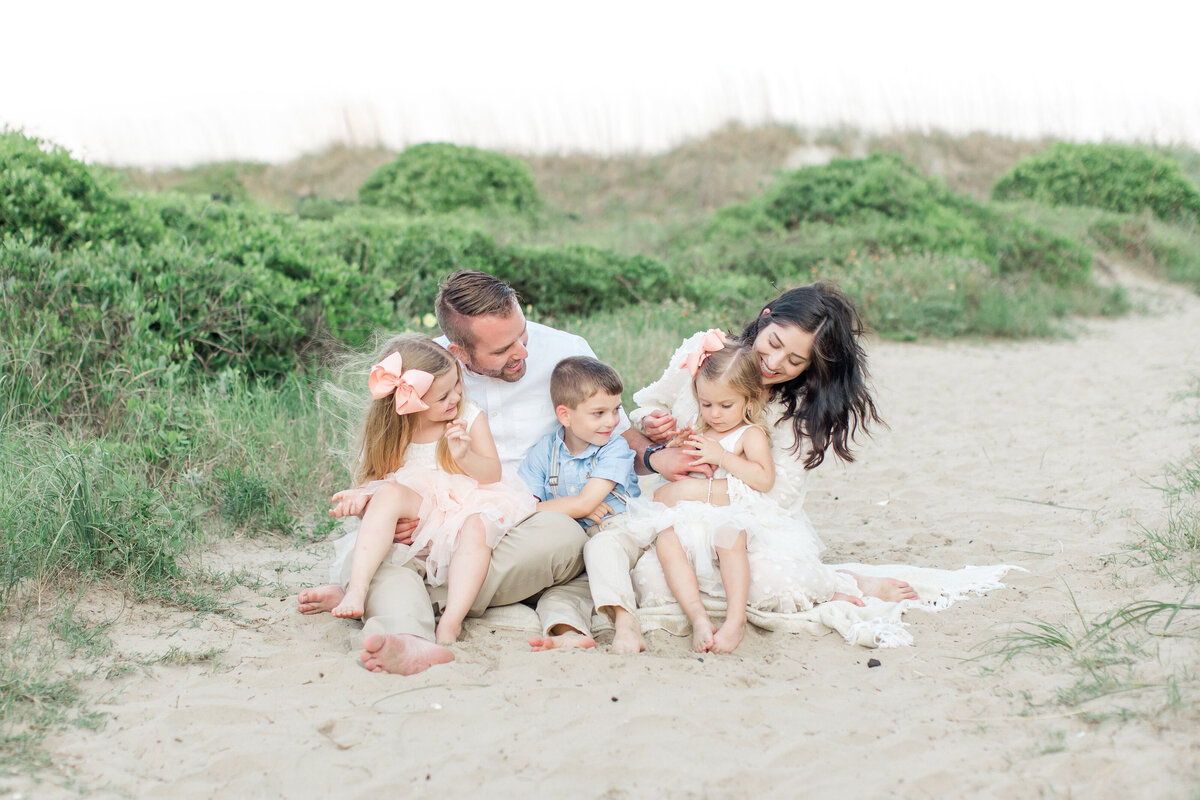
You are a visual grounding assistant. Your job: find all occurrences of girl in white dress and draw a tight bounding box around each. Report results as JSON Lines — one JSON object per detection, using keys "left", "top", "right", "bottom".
{"left": 634, "top": 332, "right": 777, "bottom": 654}
{"left": 324, "top": 334, "right": 534, "bottom": 645}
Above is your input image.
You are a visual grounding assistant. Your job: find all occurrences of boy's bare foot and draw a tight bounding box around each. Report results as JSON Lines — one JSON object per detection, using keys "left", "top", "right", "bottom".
{"left": 297, "top": 585, "right": 345, "bottom": 615}
{"left": 841, "top": 571, "right": 919, "bottom": 603}
{"left": 360, "top": 634, "right": 454, "bottom": 675}
{"left": 711, "top": 618, "right": 745, "bottom": 654}
{"left": 691, "top": 616, "right": 715, "bottom": 653}
{"left": 529, "top": 633, "right": 597, "bottom": 651}
{"left": 434, "top": 617, "right": 463, "bottom": 645}
{"left": 331, "top": 589, "right": 366, "bottom": 619}
{"left": 830, "top": 591, "right": 866, "bottom": 607}
{"left": 611, "top": 616, "right": 646, "bottom": 655}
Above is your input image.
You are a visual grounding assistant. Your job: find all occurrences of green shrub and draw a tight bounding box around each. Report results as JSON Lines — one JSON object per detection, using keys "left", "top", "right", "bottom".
{"left": 699, "top": 154, "right": 1093, "bottom": 288}
{"left": 993, "top": 143, "right": 1200, "bottom": 223}
{"left": 0, "top": 213, "right": 396, "bottom": 419}
{"left": 0, "top": 130, "right": 112, "bottom": 244}
{"left": 320, "top": 215, "right": 675, "bottom": 319}
{"left": 0, "top": 130, "right": 166, "bottom": 249}
{"left": 503, "top": 244, "right": 675, "bottom": 316}
{"left": 763, "top": 153, "right": 947, "bottom": 228}
{"left": 359, "top": 143, "right": 540, "bottom": 215}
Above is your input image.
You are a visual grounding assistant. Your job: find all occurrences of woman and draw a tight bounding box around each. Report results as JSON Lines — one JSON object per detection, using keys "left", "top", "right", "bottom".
{"left": 586, "top": 281, "right": 918, "bottom": 654}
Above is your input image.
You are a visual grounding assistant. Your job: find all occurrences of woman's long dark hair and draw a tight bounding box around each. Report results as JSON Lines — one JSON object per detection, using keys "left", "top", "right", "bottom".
{"left": 739, "top": 281, "right": 883, "bottom": 470}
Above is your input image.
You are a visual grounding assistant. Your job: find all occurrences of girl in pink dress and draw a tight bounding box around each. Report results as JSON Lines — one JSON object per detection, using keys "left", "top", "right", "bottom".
{"left": 327, "top": 334, "right": 534, "bottom": 645}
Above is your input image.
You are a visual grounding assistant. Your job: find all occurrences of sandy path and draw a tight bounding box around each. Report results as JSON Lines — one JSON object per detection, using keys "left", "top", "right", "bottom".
{"left": 9, "top": 270, "right": 1200, "bottom": 800}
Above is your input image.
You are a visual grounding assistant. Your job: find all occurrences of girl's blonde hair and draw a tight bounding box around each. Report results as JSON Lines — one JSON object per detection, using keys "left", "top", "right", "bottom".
{"left": 356, "top": 333, "right": 463, "bottom": 483}
{"left": 692, "top": 342, "right": 769, "bottom": 437}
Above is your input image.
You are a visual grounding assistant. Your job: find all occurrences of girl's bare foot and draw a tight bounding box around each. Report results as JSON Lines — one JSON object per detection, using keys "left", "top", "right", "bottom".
{"left": 611, "top": 615, "right": 646, "bottom": 655}
{"left": 360, "top": 634, "right": 454, "bottom": 675}
{"left": 331, "top": 589, "right": 366, "bottom": 619}
{"left": 841, "top": 571, "right": 919, "bottom": 603}
{"left": 691, "top": 616, "right": 715, "bottom": 653}
{"left": 711, "top": 618, "right": 745, "bottom": 654}
{"left": 434, "top": 617, "right": 463, "bottom": 645}
{"left": 297, "top": 585, "right": 345, "bottom": 614}
{"left": 529, "top": 633, "right": 597, "bottom": 651}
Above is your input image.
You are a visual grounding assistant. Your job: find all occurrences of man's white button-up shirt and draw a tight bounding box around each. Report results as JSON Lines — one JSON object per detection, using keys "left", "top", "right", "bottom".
{"left": 439, "top": 321, "right": 630, "bottom": 479}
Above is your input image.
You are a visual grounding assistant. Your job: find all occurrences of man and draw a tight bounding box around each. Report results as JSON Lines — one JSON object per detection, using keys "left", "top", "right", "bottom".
{"left": 300, "top": 269, "right": 649, "bottom": 674}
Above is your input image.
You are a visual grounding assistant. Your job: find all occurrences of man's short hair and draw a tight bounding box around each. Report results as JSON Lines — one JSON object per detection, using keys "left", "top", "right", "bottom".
{"left": 435, "top": 270, "right": 520, "bottom": 349}
{"left": 551, "top": 356, "right": 623, "bottom": 409}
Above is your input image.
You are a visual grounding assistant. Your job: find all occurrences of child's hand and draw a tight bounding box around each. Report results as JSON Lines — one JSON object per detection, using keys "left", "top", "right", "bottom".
{"left": 584, "top": 502, "right": 615, "bottom": 525}
{"left": 444, "top": 420, "right": 471, "bottom": 462}
{"left": 682, "top": 433, "right": 724, "bottom": 466}
{"left": 330, "top": 488, "right": 369, "bottom": 518}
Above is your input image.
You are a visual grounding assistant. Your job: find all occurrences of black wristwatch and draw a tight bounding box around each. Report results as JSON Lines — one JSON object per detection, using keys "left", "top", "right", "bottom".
{"left": 643, "top": 443, "right": 668, "bottom": 474}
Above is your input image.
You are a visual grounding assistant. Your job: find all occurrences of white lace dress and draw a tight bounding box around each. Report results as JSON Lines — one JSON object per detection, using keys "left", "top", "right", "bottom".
{"left": 628, "top": 332, "right": 860, "bottom": 613}
{"left": 330, "top": 401, "right": 536, "bottom": 587}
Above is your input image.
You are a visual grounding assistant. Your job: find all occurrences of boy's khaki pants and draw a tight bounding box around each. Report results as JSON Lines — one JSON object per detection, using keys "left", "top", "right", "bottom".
{"left": 534, "top": 519, "right": 649, "bottom": 637}
{"left": 338, "top": 510, "right": 586, "bottom": 644}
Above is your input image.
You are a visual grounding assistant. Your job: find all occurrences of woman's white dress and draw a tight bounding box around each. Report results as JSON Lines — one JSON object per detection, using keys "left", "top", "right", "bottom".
{"left": 627, "top": 332, "right": 860, "bottom": 613}
{"left": 330, "top": 401, "right": 536, "bottom": 587}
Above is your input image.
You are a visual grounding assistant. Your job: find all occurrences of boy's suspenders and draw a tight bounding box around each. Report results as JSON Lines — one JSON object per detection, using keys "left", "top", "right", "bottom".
{"left": 547, "top": 438, "right": 630, "bottom": 504}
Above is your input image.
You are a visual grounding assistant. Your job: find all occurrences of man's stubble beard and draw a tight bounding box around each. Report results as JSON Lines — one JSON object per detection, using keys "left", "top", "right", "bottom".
{"left": 465, "top": 356, "right": 527, "bottom": 383}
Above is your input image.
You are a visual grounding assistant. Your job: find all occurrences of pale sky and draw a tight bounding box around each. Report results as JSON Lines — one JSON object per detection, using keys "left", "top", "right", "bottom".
{"left": 3, "top": 0, "right": 1198, "bottom": 166}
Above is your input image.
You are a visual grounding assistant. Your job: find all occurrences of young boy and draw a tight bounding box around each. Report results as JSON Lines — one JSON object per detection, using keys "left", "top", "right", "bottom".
{"left": 518, "top": 356, "right": 640, "bottom": 529}
{"left": 519, "top": 356, "right": 640, "bottom": 650}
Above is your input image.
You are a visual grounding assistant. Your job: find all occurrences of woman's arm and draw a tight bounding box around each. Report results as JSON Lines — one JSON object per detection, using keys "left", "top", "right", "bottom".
{"left": 628, "top": 331, "right": 708, "bottom": 436}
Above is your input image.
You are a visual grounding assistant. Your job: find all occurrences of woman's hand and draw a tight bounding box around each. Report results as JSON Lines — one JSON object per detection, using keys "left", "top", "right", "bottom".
{"left": 649, "top": 446, "right": 715, "bottom": 481}
{"left": 682, "top": 433, "right": 725, "bottom": 467}
{"left": 642, "top": 410, "right": 678, "bottom": 443}
{"left": 444, "top": 420, "right": 471, "bottom": 462}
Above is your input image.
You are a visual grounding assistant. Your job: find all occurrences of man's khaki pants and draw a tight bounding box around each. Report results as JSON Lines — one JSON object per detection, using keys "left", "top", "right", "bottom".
{"left": 338, "top": 510, "right": 586, "bottom": 643}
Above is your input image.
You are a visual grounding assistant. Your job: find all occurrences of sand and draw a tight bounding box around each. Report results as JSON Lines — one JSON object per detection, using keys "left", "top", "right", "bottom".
{"left": 7, "top": 267, "right": 1200, "bottom": 799}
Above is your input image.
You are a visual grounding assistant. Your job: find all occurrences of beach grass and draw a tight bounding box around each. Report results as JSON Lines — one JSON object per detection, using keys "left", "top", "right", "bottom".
{"left": 986, "top": 428, "right": 1200, "bottom": 722}
{"left": 0, "top": 624, "right": 105, "bottom": 782}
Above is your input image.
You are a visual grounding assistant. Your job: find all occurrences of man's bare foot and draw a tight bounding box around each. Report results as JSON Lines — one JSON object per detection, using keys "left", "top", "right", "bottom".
{"left": 529, "top": 633, "right": 597, "bottom": 651}
{"left": 297, "top": 585, "right": 345, "bottom": 615}
{"left": 611, "top": 616, "right": 646, "bottom": 655}
{"left": 331, "top": 588, "right": 366, "bottom": 619}
{"left": 711, "top": 618, "right": 745, "bottom": 654}
{"left": 841, "top": 571, "right": 919, "bottom": 603}
{"left": 830, "top": 591, "right": 866, "bottom": 607}
{"left": 360, "top": 634, "right": 454, "bottom": 675}
{"left": 434, "top": 617, "right": 463, "bottom": 645}
{"left": 691, "top": 616, "right": 715, "bottom": 653}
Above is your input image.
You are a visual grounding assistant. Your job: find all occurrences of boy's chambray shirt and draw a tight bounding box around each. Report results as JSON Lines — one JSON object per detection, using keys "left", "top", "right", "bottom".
{"left": 518, "top": 428, "right": 640, "bottom": 529}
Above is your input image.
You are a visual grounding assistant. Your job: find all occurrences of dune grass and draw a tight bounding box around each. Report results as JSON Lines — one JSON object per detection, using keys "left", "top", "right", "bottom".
{"left": 985, "top": 400, "right": 1200, "bottom": 723}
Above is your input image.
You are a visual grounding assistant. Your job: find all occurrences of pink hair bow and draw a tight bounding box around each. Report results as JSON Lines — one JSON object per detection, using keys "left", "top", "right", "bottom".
{"left": 369, "top": 353, "right": 434, "bottom": 415}
{"left": 680, "top": 329, "right": 727, "bottom": 376}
